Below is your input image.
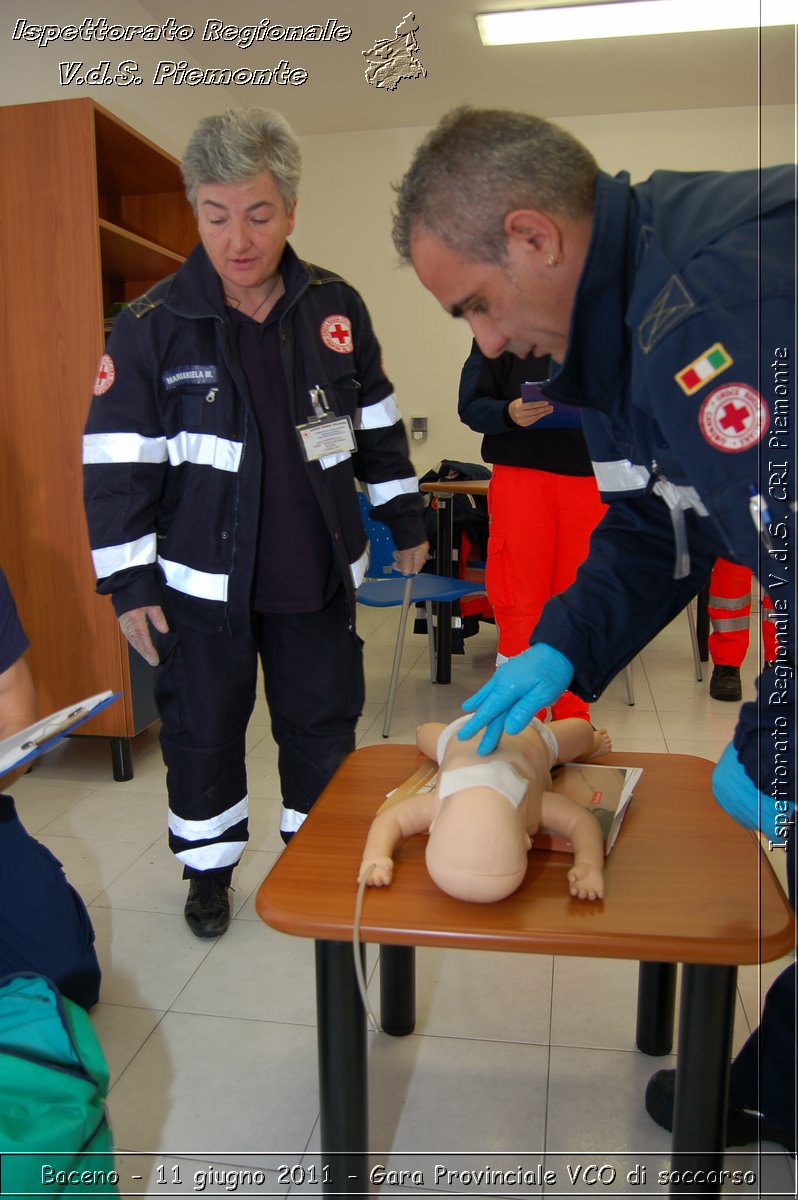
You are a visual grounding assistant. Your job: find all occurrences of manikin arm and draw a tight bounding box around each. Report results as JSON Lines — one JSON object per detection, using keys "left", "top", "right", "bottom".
{"left": 541, "top": 790, "right": 605, "bottom": 901}
{"left": 359, "top": 791, "right": 435, "bottom": 887}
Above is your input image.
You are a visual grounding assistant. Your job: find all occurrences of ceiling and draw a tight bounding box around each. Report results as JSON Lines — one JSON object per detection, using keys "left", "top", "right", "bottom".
{"left": 127, "top": 0, "right": 793, "bottom": 137}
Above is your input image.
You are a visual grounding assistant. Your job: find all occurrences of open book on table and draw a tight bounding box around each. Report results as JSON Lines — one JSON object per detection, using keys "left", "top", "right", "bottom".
{"left": 537, "top": 761, "right": 642, "bottom": 855}
{"left": 0, "top": 691, "right": 121, "bottom": 780}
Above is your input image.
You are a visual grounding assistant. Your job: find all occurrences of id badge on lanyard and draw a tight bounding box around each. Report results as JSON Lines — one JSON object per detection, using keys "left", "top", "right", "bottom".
{"left": 297, "top": 385, "right": 356, "bottom": 463}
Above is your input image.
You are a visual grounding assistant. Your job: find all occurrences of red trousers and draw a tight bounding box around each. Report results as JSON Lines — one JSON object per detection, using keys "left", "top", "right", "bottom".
{"left": 486, "top": 465, "right": 607, "bottom": 720}
{"left": 708, "top": 557, "right": 777, "bottom": 666}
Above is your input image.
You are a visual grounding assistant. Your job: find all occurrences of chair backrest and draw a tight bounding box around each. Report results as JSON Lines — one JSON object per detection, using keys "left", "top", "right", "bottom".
{"left": 358, "top": 492, "right": 399, "bottom": 579}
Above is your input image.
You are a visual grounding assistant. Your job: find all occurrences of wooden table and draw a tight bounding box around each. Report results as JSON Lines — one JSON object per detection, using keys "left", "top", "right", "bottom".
{"left": 257, "top": 746, "right": 794, "bottom": 1197}
{"left": 420, "top": 478, "right": 490, "bottom": 682}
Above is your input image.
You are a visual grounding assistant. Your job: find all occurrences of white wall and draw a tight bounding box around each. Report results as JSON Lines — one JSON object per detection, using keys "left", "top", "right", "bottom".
{"left": 295, "top": 104, "right": 795, "bottom": 473}
{"left": 0, "top": 4, "right": 792, "bottom": 474}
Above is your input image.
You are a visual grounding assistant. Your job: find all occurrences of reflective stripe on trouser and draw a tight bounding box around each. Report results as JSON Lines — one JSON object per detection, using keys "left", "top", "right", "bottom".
{"left": 708, "top": 558, "right": 776, "bottom": 666}
{"left": 153, "top": 587, "right": 364, "bottom": 867}
{"left": 154, "top": 622, "right": 257, "bottom": 880}
{"left": 487, "top": 465, "right": 606, "bottom": 720}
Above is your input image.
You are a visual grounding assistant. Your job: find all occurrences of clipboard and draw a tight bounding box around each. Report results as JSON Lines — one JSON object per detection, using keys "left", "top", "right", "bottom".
{"left": 0, "top": 690, "right": 122, "bottom": 779}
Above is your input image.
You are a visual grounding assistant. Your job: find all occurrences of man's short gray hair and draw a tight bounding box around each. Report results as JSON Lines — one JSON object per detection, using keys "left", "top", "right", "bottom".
{"left": 392, "top": 107, "right": 598, "bottom": 264}
{"left": 181, "top": 108, "right": 301, "bottom": 213}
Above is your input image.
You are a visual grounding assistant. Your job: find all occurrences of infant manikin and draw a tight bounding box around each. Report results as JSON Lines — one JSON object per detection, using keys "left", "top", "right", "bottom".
{"left": 358, "top": 716, "right": 611, "bottom": 903}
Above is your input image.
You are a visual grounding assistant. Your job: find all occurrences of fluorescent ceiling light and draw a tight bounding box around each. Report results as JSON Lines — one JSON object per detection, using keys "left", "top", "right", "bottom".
{"left": 476, "top": 1, "right": 796, "bottom": 45}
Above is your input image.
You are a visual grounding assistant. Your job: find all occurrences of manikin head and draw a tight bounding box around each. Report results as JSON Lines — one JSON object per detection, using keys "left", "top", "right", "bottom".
{"left": 425, "top": 785, "right": 531, "bottom": 903}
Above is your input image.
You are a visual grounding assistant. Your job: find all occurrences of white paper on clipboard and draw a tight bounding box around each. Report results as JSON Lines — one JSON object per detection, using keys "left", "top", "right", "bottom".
{"left": 0, "top": 690, "right": 122, "bottom": 779}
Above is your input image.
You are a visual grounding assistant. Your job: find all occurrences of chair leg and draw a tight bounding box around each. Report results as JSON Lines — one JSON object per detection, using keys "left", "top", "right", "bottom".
{"left": 685, "top": 599, "right": 703, "bottom": 682}
{"left": 426, "top": 602, "right": 436, "bottom": 681}
{"left": 624, "top": 662, "right": 635, "bottom": 705}
{"left": 696, "top": 584, "right": 710, "bottom": 662}
{"left": 382, "top": 577, "right": 414, "bottom": 738}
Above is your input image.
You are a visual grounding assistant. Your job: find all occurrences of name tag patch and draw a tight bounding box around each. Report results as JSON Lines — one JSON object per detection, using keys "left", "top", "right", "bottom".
{"left": 162, "top": 365, "right": 218, "bottom": 390}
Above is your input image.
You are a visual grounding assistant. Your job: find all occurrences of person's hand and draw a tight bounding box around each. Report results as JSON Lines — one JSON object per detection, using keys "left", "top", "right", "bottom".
{"left": 359, "top": 856, "right": 394, "bottom": 887}
{"left": 118, "top": 606, "right": 169, "bottom": 666}
{"left": 713, "top": 741, "right": 793, "bottom": 844}
{"left": 458, "top": 644, "right": 575, "bottom": 755}
{"left": 393, "top": 541, "right": 430, "bottom": 576}
{"left": 568, "top": 863, "right": 605, "bottom": 901}
{"left": 507, "top": 396, "right": 553, "bottom": 427}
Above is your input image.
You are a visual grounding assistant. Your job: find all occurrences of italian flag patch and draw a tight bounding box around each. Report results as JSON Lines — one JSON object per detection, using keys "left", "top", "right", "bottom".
{"left": 675, "top": 343, "right": 733, "bottom": 395}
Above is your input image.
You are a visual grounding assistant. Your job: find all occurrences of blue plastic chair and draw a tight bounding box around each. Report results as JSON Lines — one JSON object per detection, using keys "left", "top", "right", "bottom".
{"left": 356, "top": 493, "right": 486, "bottom": 736}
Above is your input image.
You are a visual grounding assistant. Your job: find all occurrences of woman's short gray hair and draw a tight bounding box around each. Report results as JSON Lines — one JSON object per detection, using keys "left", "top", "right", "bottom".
{"left": 392, "top": 107, "right": 599, "bottom": 264}
{"left": 181, "top": 108, "right": 301, "bottom": 213}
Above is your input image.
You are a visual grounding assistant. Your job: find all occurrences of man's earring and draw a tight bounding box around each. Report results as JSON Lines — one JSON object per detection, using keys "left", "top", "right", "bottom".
{"left": 547, "top": 253, "right": 563, "bottom": 268}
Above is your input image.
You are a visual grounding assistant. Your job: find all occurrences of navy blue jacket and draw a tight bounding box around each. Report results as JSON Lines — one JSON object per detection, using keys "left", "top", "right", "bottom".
{"left": 532, "top": 166, "right": 795, "bottom": 795}
{"left": 83, "top": 242, "right": 424, "bottom": 636}
{"left": 0, "top": 570, "right": 28, "bottom": 675}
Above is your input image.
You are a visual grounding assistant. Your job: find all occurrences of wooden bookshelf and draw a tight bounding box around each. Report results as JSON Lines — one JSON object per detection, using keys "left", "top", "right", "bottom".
{"left": 0, "top": 98, "right": 196, "bottom": 777}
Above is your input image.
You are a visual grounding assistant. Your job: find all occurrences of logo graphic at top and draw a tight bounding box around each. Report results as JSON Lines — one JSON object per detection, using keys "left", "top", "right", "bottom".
{"left": 362, "top": 11, "right": 426, "bottom": 91}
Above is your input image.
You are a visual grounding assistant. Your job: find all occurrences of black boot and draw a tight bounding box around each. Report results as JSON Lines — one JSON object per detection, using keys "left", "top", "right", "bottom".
{"left": 709, "top": 664, "right": 742, "bottom": 701}
{"left": 184, "top": 875, "right": 232, "bottom": 938}
{"left": 645, "top": 1069, "right": 795, "bottom": 1151}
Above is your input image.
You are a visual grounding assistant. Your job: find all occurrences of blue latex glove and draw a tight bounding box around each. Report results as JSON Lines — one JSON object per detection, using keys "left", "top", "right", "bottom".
{"left": 458, "top": 643, "right": 575, "bottom": 755}
{"left": 713, "top": 741, "right": 794, "bottom": 845}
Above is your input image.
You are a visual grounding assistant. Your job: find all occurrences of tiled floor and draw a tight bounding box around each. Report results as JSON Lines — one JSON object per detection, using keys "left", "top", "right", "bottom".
{"left": 17, "top": 603, "right": 795, "bottom": 1197}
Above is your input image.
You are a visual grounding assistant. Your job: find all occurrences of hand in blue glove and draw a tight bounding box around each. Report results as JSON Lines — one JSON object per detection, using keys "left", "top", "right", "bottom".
{"left": 458, "top": 643, "right": 575, "bottom": 755}
{"left": 713, "top": 741, "right": 794, "bottom": 844}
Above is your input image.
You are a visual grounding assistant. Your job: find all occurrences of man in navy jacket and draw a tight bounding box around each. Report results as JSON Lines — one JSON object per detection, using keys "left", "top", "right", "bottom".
{"left": 393, "top": 107, "right": 795, "bottom": 1150}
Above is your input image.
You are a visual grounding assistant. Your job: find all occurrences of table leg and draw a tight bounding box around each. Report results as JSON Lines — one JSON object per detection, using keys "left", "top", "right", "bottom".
{"left": 110, "top": 736, "right": 133, "bottom": 782}
{"left": 636, "top": 962, "right": 677, "bottom": 1055}
{"left": 434, "top": 495, "right": 454, "bottom": 684}
{"left": 315, "top": 940, "right": 369, "bottom": 1196}
{"left": 380, "top": 946, "right": 416, "bottom": 1036}
{"left": 669, "top": 963, "right": 736, "bottom": 1197}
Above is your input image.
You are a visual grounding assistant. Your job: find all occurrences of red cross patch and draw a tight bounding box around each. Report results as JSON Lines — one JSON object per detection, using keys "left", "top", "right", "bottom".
{"left": 320, "top": 314, "right": 353, "bottom": 354}
{"left": 699, "top": 383, "right": 768, "bottom": 453}
{"left": 93, "top": 353, "right": 115, "bottom": 396}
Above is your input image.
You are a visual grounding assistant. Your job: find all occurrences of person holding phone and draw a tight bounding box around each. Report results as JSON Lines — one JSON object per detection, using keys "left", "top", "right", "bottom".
{"left": 458, "top": 343, "right": 605, "bottom": 720}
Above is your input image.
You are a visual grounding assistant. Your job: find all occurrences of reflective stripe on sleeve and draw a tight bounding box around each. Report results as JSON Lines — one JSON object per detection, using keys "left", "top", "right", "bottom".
{"left": 355, "top": 392, "right": 401, "bottom": 430}
{"left": 91, "top": 533, "right": 157, "bottom": 578}
{"left": 158, "top": 556, "right": 229, "bottom": 602}
{"left": 166, "top": 431, "right": 243, "bottom": 472}
{"left": 365, "top": 476, "right": 420, "bottom": 506}
{"left": 83, "top": 431, "right": 167, "bottom": 465}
